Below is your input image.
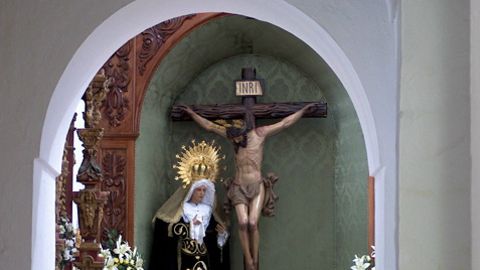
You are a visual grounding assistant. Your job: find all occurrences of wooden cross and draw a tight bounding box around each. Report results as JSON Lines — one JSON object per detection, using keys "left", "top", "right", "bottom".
{"left": 170, "top": 68, "right": 327, "bottom": 121}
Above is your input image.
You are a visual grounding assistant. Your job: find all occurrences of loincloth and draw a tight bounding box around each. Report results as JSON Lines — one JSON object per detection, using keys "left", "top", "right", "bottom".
{"left": 227, "top": 180, "right": 263, "bottom": 206}
{"left": 224, "top": 173, "right": 279, "bottom": 217}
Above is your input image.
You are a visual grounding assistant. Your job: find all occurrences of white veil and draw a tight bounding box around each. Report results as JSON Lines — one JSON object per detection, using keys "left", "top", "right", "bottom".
{"left": 183, "top": 178, "right": 215, "bottom": 207}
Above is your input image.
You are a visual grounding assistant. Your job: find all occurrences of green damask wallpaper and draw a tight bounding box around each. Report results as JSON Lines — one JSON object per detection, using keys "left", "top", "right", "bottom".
{"left": 331, "top": 80, "right": 369, "bottom": 270}
{"left": 135, "top": 15, "right": 368, "bottom": 270}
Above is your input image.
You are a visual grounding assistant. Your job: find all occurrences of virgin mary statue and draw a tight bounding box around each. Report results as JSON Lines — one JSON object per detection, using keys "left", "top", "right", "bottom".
{"left": 149, "top": 141, "right": 230, "bottom": 270}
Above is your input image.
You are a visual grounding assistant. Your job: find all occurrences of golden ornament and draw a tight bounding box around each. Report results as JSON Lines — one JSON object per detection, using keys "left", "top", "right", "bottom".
{"left": 173, "top": 140, "right": 225, "bottom": 188}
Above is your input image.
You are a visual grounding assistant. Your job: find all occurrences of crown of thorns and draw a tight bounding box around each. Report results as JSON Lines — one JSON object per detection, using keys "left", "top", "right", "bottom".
{"left": 214, "top": 119, "right": 245, "bottom": 129}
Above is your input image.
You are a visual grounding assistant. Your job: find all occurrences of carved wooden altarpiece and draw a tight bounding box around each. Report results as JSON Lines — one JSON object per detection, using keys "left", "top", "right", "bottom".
{"left": 85, "top": 13, "right": 225, "bottom": 246}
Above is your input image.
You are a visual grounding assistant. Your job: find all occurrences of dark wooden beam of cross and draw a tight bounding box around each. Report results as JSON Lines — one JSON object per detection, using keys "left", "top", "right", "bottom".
{"left": 170, "top": 68, "right": 327, "bottom": 121}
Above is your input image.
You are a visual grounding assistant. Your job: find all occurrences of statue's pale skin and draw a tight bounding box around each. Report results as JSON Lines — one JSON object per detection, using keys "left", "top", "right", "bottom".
{"left": 182, "top": 104, "right": 313, "bottom": 270}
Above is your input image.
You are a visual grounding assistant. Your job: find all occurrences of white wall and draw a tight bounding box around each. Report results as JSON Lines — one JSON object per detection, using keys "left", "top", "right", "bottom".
{"left": 0, "top": 1, "right": 400, "bottom": 269}
{"left": 400, "top": 1, "right": 471, "bottom": 269}
{"left": 472, "top": 0, "right": 480, "bottom": 269}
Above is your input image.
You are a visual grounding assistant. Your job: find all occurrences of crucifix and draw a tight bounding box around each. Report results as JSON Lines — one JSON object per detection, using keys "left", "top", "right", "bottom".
{"left": 171, "top": 68, "right": 327, "bottom": 121}
{"left": 170, "top": 67, "right": 327, "bottom": 270}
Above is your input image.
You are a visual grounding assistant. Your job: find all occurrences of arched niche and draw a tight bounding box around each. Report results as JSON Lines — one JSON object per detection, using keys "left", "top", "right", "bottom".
{"left": 36, "top": 1, "right": 394, "bottom": 270}
{"left": 136, "top": 15, "right": 368, "bottom": 270}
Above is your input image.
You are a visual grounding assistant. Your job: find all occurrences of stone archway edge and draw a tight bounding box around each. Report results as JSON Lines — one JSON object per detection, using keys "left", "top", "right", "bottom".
{"left": 40, "top": 0, "right": 380, "bottom": 172}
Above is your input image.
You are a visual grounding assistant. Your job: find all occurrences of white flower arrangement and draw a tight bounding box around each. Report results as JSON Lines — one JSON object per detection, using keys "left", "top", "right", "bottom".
{"left": 351, "top": 246, "right": 375, "bottom": 270}
{"left": 101, "top": 235, "right": 144, "bottom": 270}
{"left": 58, "top": 216, "right": 78, "bottom": 269}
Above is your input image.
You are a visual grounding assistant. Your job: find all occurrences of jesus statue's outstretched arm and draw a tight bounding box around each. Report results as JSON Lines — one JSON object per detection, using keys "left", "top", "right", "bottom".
{"left": 180, "top": 106, "right": 227, "bottom": 138}
{"left": 256, "top": 103, "right": 316, "bottom": 137}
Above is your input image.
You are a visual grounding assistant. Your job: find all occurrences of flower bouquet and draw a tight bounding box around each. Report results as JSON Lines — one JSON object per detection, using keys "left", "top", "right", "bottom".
{"left": 58, "top": 216, "right": 78, "bottom": 269}
{"left": 350, "top": 246, "right": 375, "bottom": 270}
{"left": 101, "top": 235, "right": 144, "bottom": 270}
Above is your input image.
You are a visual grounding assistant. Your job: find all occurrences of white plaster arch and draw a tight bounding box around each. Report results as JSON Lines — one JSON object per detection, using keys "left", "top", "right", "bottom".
{"left": 385, "top": 0, "right": 400, "bottom": 22}
{"left": 35, "top": 0, "right": 394, "bottom": 269}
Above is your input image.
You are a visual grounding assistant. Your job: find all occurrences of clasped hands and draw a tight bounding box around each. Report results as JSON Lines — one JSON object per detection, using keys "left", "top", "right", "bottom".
{"left": 192, "top": 215, "right": 227, "bottom": 235}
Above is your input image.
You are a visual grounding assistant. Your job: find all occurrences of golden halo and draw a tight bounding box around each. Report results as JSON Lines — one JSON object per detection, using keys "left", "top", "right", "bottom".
{"left": 172, "top": 140, "right": 225, "bottom": 188}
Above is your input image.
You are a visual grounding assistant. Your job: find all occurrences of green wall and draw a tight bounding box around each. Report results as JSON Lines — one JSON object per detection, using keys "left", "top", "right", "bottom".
{"left": 135, "top": 15, "right": 368, "bottom": 270}
{"left": 332, "top": 86, "right": 369, "bottom": 270}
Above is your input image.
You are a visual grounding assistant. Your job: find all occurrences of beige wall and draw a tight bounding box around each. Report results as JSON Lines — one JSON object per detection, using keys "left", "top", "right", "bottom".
{"left": 400, "top": 1, "right": 471, "bottom": 269}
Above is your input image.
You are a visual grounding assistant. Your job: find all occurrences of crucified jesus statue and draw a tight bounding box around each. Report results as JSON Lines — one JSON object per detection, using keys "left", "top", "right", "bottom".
{"left": 180, "top": 102, "right": 315, "bottom": 270}
{"left": 171, "top": 67, "right": 327, "bottom": 270}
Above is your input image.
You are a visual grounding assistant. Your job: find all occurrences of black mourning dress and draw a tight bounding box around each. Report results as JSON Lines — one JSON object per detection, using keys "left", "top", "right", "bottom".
{"left": 149, "top": 217, "right": 229, "bottom": 270}
{"left": 148, "top": 179, "right": 230, "bottom": 270}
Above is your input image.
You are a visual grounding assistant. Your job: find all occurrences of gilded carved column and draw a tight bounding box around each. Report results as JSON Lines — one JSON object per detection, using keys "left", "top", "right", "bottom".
{"left": 55, "top": 146, "right": 69, "bottom": 270}
{"left": 55, "top": 115, "right": 76, "bottom": 270}
{"left": 73, "top": 71, "right": 111, "bottom": 270}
